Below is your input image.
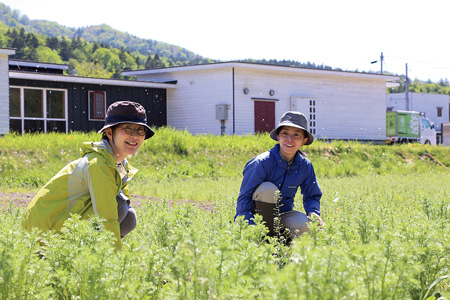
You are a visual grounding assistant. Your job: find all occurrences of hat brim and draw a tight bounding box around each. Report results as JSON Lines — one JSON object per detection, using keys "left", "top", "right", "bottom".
{"left": 98, "top": 121, "right": 155, "bottom": 139}
{"left": 269, "top": 123, "right": 314, "bottom": 145}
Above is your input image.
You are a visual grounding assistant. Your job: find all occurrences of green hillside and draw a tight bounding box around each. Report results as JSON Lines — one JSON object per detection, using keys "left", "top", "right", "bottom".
{"left": 0, "top": 2, "right": 209, "bottom": 65}
{"left": 1, "top": 1, "right": 449, "bottom": 94}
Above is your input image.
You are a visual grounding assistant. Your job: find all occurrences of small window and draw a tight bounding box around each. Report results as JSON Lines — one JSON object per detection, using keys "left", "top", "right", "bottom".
{"left": 437, "top": 107, "right": 443, "bottom": 117}
{"left": 9, "top": 88, "right": 20, "bottom": 117}
{"left": 24, "top": 89, "right": 43, "bottom": 118}
{"left": 89, "top": 91, "right": 106, "bottom": 120}
{"left": 47, "top": 90, "right": 65, "bottom": 118}
{"left": 309, "top": 99, "right": 316, "bottom": 135}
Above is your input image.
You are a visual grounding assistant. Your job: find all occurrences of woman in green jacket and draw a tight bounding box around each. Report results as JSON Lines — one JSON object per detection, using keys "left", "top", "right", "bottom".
{"left": 22, "top": 101, "right": 153, "bottom": 248}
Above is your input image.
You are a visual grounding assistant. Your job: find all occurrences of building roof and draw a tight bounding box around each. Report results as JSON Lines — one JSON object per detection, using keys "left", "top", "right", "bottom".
{"left": 9, "top": 59, "right": 177, "bottom": 88}
{"left": 9, "top": 59, "right": 69, "bottom": 75}
{"left": 10, "top": 71, "right": 177, "bottom": 89}
{"left": 9, "top": 59, "right": 69, "bottom": 71}
{"left": 122, "top": 61, "right": 401, "bottom": 87}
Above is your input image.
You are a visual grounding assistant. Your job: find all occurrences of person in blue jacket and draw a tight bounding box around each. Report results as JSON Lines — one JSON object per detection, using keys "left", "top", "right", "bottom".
{"left": 235, "top": 111, "right": 323, "bottom": 238}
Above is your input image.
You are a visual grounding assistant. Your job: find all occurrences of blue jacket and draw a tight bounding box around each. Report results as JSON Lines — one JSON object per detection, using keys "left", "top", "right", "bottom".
{"left": 235, "top": 144, "right": 322, "bottom": 224}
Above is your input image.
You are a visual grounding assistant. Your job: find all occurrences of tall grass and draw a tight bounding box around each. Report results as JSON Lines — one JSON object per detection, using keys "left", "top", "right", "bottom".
{"left": 2, "top": 171, "right": 450, "bottom": 298}
{"left": 1, "top": 127, "right": 449, "bottom": 195}
{"left": 1, "top": 129, "right": 450, "bottom": 299}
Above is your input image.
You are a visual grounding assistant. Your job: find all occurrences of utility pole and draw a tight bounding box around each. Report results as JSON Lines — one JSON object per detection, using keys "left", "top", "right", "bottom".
{"left": 380, "top": 52, "right": 383, "bottom": 74}
{"left": 405, "top": 63, "right": 409, "bottom": 111}
{"left": 371, "top": 52, "right": 384, "bottom": 74}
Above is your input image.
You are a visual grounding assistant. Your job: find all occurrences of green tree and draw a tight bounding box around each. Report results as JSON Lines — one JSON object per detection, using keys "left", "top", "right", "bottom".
{"left": 36, "top": 46, "right": 63, "bottom": 64}
{"left": 121, "top": 51, "right": 137, "bottom": 71}
{"left": 10, "top": 28, "right": 26, "bottom": 59}
{"left": 69, "top": 59, "right": 111, "bottom": 78}
{"left": 46, "top": 36, "right": 59, "bottom": 50}
{"left": 144, "top": 54, "right": 153, "bottom": 69}
{"left": 145, "top": 53, "right": 164, "bottom": 69}
{"left": 26, "top": 32, "right": 39, "bottom": 49}
{"left": 92, "top": 48, "right": 118, "bottom": 69}
{"left": 71, "top": 48, "right": 87, "bottom": 63}
{"left": 71, "top": 37, "right": 84, "bottom": 50}
{"left": 59, "top": 38, "right": 71, "bottom": 61}
{"left": 91, "top": 41, "right": 99, "bottom": 54}
{"left": 135, "top": 56, "right": 142, "bottom": 68}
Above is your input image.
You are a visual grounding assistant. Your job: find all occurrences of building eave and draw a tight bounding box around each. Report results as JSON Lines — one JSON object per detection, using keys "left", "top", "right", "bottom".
{"left": 0, "top": 48, "right": 16, "bottom": 55}
{"left": 386, "top": 82, "right": 400, "bottom": 88}
{"left": 9, "top": 71, "right": 177, "bottom": 89}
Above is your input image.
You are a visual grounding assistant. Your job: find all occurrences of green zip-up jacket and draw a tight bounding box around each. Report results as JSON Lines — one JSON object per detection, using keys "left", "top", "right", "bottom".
{"left": 22, "top": 140, "right": 138, "bottom": 249}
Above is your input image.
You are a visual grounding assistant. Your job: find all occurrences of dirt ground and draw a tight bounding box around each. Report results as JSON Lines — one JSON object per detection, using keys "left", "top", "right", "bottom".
{"left": 0, "top": 192, "right": 215, "bottom": 213}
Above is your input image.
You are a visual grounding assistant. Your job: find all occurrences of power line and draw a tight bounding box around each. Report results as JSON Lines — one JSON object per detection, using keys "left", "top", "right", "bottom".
{"left": 375, "top": 54, "right": 450, "bottom": 80}
{"left": 384, "top": 55, "right": 450, "bottom": 69}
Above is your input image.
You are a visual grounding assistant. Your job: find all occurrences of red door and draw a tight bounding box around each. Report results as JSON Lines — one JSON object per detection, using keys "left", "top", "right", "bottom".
{"left": 254, "top": 101, "right": 275, "bottom": 133}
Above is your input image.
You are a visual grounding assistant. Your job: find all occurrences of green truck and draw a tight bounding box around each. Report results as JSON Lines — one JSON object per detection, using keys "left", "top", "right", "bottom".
{"left": 386, "top": 110, "right": 436, "bottom": 145}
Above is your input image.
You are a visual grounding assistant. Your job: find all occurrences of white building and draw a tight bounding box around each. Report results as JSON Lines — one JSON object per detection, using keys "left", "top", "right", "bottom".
{"left": 124, "top": 62, "right": 399, "bottom": 143}
{"left": 0, "top": 48, "right": 16, "bottom": 134}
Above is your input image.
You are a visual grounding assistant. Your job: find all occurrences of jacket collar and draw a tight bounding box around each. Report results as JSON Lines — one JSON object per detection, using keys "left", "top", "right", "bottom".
{"left": 101, "top": 139, "right": 129, "bottom": 168}
{"left": 271, "top": 144, "right": 301, "bottom": 167}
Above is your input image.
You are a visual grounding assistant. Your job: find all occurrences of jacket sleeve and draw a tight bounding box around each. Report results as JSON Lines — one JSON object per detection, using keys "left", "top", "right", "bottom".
{"left": 122, "top": 163, "right": 138, "bottom": 201}
{"left": 235, "top": 158, "right": 267, "bottom": 225}
{"left": 300, "top": 162, "right": 322, "bottom": 216}
{"left": 86, "top": 157, "right": 122, "bottom": 249}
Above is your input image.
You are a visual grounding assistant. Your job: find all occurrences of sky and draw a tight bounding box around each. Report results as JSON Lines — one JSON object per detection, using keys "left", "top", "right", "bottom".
{"left": 2, "top": 0, "right": 450, "bottom": 82}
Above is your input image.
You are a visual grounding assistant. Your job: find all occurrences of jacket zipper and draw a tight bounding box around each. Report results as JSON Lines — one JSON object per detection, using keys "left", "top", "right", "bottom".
{"left": 279, "top": 161, "right": 292, "bottom": 190}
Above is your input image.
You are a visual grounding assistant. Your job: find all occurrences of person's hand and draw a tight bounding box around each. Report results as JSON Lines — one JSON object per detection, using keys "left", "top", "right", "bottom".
{"left": 308, "top": 212, "right": 324, "bottom": 228}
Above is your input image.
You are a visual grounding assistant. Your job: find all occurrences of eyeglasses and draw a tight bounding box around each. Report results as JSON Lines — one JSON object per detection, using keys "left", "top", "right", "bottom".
{"left": 122, "top": 126, "right": 147, "bottom": 136}
{"left": 279, "top": 132, "right": 304, "bottom": 140}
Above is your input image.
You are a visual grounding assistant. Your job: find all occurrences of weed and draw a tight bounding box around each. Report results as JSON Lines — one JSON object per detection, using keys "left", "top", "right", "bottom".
{"left": 1, "top": 131, "right": 450, "bottom": 298}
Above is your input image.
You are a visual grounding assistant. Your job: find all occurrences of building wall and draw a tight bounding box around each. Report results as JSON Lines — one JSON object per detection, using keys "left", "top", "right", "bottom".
{"left": 387, "top": 92, "right": 450, "bottom": 132}
{"left": 0, "top": 54, "right": 10, "bottom": 134}
{"left": 10, "top": 78, "right": 167, "bottom": 133}
{"left": 137, "top": 69, "right": 233, "bottom": 135}
{"left": 233, "top": 67, "right": 387, "bottom": 141}
{"left": 135, "top": 65, "right": 390, "bottom": 142}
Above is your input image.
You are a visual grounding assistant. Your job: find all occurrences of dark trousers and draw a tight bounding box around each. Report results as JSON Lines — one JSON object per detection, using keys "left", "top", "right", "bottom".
{"left": 253, "top": 182, "right": 310, "bottom": 237}
{"left": 117, "top": 190, "right": 137, "bottom": 238}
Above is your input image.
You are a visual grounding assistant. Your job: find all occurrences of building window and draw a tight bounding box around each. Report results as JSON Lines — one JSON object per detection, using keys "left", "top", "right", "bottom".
{"left": 24, "top": 89, "right": 43, "bottom": 118}
{"left": 437, "top": 107, "right": 443, "bottom": 117}
{"left": 10, "top": 88, "right": 21, "bottom": 117}
{"left": 89, "top": 91, "right": 106, "bottom": 120}
{"left": 309, "top": 99, "right": 316, "bottom": 135}
{"left": 9, "top": 88, "right": 22, "bottom": 133}
{"left": 9, "top": 87, "right": 67, "bottom": 134}
{"left": 47, "top": 90, "right": 65, "bottom": 118}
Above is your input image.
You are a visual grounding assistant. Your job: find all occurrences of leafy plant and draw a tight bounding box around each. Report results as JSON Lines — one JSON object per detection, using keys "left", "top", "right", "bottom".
{"left": 1, "top": 132, "right": 450, "bottom": 298}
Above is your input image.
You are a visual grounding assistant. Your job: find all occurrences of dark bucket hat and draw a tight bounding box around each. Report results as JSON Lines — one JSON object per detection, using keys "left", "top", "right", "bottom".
{"left": 98, "top": 101, "right": 154, "bottom": 139}
{"left": 269, "top": 111, "right": 314, "bottom": 145}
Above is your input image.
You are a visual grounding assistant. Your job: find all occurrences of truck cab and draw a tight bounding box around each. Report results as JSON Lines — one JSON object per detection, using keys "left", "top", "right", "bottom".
{"left": 419, "top": 116, "right": 436, "bottom": 145}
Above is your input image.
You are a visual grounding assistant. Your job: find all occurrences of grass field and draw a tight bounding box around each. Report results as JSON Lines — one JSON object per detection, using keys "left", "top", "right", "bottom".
{"left": 1, "top": 128, "right": 450, "bottom": 299}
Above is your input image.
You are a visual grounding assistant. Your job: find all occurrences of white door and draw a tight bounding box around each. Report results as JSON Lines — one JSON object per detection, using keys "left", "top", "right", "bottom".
{"left": 290, "top": 97, "right": 317, "bottom": 136}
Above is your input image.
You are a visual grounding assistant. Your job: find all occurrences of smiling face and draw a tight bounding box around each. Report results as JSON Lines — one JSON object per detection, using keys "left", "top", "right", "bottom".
{"left": 276, "top": 126, "right": 309, "bottom": 162}
{"left": 105, "top": 123, "right": 146, "bottom": 163}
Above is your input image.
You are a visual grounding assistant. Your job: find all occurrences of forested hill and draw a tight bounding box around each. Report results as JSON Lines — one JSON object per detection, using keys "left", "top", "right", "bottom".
{"left": 1, "top": 2, "right": 449, "bottom": 94}
{"left": 0, "top": 2, "right": 343, "bottom": 72}
{"left": 0, "top": 2, "right": 212, "bottom": 67}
